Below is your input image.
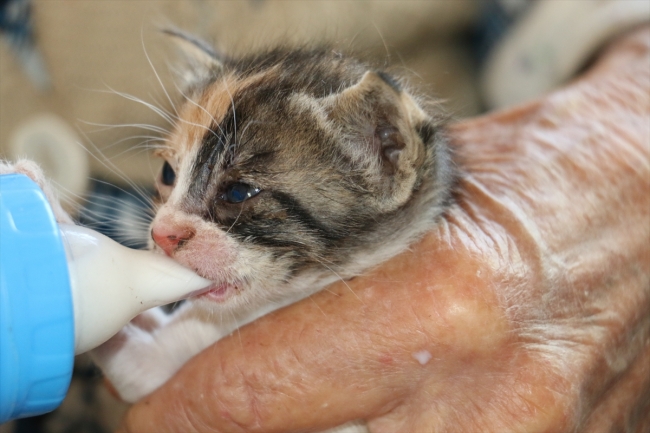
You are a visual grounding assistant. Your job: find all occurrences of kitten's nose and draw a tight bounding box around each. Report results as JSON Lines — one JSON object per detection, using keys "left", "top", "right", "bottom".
{"left": 151, "top": 224, "right": 195, "bottom": 257}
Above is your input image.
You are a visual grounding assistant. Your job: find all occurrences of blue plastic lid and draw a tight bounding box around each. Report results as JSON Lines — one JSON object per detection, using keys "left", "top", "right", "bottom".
{"left": 0, "top": 174, "right": 74, "bottom": 423}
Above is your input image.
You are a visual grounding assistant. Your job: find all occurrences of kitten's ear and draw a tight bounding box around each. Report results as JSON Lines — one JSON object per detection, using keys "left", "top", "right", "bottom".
{"left": 324, "top": 71, "right": 429, "bottom": 175}
{"left": 162, "top": 28, "right": 224, "bottom": 90}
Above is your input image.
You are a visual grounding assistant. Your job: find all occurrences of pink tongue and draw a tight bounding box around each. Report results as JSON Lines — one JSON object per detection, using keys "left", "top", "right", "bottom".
{"left": 209, "top": 285, "right": 228, "bottom": 295}
{"left": 196, "top": 283, "right": 234, "bottom": 302}
{"left": 187, "top": 284, "right": 214, "bottom": 297}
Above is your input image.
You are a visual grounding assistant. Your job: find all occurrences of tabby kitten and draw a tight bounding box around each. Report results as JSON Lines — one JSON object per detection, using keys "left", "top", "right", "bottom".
{"left": 91, "top": 31, "right": 455, "bottom": 431}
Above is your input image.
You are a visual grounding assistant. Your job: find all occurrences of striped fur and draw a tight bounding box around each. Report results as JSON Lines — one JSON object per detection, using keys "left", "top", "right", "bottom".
{"left": 158, "top": 46, "right": 455, "bottom": 311}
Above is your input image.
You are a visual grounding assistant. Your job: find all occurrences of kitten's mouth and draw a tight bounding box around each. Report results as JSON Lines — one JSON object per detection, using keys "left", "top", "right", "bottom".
{"left": 197, "top": 283, "right": 237, "bottom": 302}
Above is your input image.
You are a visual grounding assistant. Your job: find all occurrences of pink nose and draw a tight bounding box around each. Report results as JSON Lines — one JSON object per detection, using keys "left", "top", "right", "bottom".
{"left": 151, "top": 223, "right": 195, "bottom": 257}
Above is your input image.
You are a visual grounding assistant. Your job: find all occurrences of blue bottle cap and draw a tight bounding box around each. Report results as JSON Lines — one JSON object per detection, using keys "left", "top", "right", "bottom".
{"left": 0, "top": 174, "right": 74, "bottom": 423}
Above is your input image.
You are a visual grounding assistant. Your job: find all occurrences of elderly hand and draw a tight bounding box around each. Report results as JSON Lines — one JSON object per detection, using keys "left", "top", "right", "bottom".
{"left": 118, "top": 28, "right": 650, "bottom": 433}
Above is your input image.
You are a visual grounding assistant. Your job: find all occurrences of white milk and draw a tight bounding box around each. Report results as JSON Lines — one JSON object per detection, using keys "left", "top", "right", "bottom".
{"left": 59, "top": 224, "right": 211, "bottom": 354}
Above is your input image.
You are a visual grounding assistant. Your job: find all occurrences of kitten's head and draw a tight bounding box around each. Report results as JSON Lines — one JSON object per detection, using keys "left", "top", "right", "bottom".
{"left": 151, "top": 32, "right": 453, "bottom": 312}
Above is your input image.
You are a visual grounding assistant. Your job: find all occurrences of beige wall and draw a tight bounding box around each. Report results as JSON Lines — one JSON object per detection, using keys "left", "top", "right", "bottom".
{"left": 0, "top": 1, "right": 478, "bottom": 187}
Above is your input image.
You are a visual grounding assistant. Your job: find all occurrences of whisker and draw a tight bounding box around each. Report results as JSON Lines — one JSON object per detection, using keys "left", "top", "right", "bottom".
{"left": 79, "top": 184, "right": 156, "bottom": 220}
{"left": 53, "top": 175, "right": 154, "bottom": 249}
{"left": 306, "top": 296, "right": 328, "bottom": 317}
{"left": 141, "top": 28, "right": 180, "bottom": 120}
{"left": 371, "top": 21, "right": 391, "bottom": 66}
{"left": 80, "top": 120, "right": 169, "bottom": 135}
{"left": 174, "top": 83, "right": 228, "bottom": 139}
{"left": 77, "top": 199, "right": 153, "bottom": 221}
{"left": 225, "top": 201, "right": 245, "bottom": 235}
{"left": 176, "top": 117, "right": 222, "bottom": 141}
{"left": 109, "top": 140, "right": 170, "bottom": 160}
{"left": 227, "top": 308, "right": 244, "bottom": 351}
{"left": 101, "top": 135, "right": 167, "bottom": 151}
{"left": 238, "top": 125, "right": 251, "bottom": 146}
{"left": 93, "top": 85, "right": 177, "bottom": 127}
{"left": 223, "top": 77, "right": 238, "bottom": 146}
{"left": 74, "top": 128, "right": 155, "bottom": 209}
{"left": 88, "top": 176, "right": 155, "bottom": 210}
{"left": 312, "top": 256, "right": 364, "bottom": 305}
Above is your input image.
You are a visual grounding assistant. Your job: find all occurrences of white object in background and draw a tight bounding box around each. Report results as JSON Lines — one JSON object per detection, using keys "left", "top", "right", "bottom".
{"left": 482, "top": 0, "right": 650, "bottom": 109}
{"left": 8, "top": 113, "right": 89, "bottom": 202}
{"left": 60, "top": 223, "right": 212, "bottom": 354}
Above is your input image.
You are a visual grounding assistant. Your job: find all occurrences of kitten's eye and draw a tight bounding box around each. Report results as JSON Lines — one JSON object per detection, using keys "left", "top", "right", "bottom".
{"left": 161, "top": 161, "right": 176, "bottom": 186}
{"left": 221, "top": 183, "right": 261, "bottom": 204}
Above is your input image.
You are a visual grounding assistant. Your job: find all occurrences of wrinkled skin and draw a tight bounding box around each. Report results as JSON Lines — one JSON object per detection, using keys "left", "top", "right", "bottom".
{"left": 118, "top": 28, "right": 650, "bottom": 433}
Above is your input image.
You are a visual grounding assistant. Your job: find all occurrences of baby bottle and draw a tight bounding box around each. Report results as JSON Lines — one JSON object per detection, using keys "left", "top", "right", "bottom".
{"left": 0, "top": 173, "right": 210, "bottom": 423}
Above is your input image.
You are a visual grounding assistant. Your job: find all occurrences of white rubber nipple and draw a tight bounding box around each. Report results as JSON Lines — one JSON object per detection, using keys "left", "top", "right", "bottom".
{"left": 59, "top": 224, "right": 211, "bottom": 354}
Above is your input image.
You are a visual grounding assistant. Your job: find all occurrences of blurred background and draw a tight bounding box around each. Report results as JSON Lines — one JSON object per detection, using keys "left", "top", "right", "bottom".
{"left": 0, "top": 0, "right": 646, "bottom": 432}
{"left": 0, "top": 1, "right": 481, "bottom": 191}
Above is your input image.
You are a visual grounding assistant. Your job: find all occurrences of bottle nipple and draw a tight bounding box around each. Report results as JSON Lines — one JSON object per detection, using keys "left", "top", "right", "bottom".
{"left": 59, "top": 224, "right": 211, "bottom": 354}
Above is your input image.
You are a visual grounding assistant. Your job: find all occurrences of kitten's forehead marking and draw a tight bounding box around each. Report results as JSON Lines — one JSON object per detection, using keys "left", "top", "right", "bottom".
{"left": 173, "top": 69, "right": 279, "bottom": 154}
{"left": 172, "top": 74, "right": 239, "bottom": 154}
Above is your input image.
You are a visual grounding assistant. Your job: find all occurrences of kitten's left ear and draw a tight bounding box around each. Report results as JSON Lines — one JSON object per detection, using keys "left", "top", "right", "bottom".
{"left": 163, "top": 28, "right": 224, "bottom": 90}
{"left": 323, "top": 71, "right": 430, "bottom": 175}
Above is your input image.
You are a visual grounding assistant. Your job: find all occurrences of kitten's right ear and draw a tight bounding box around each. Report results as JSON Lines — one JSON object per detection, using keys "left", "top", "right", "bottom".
{"left": 162, "top": 28, "right": 224, "bottom": 90}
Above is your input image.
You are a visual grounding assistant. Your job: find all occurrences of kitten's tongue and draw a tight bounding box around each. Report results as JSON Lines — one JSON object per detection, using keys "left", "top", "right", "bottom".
{"left": 199, "top": 283, "right": 234, "bottom": 302}
{"left": 59, "top": 224, "right": 211, "bottom": 354}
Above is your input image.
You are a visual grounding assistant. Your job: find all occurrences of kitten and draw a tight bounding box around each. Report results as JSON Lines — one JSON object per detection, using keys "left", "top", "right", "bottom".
{"left": 89, "top": 31, "right": 456, "bottom": 432}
